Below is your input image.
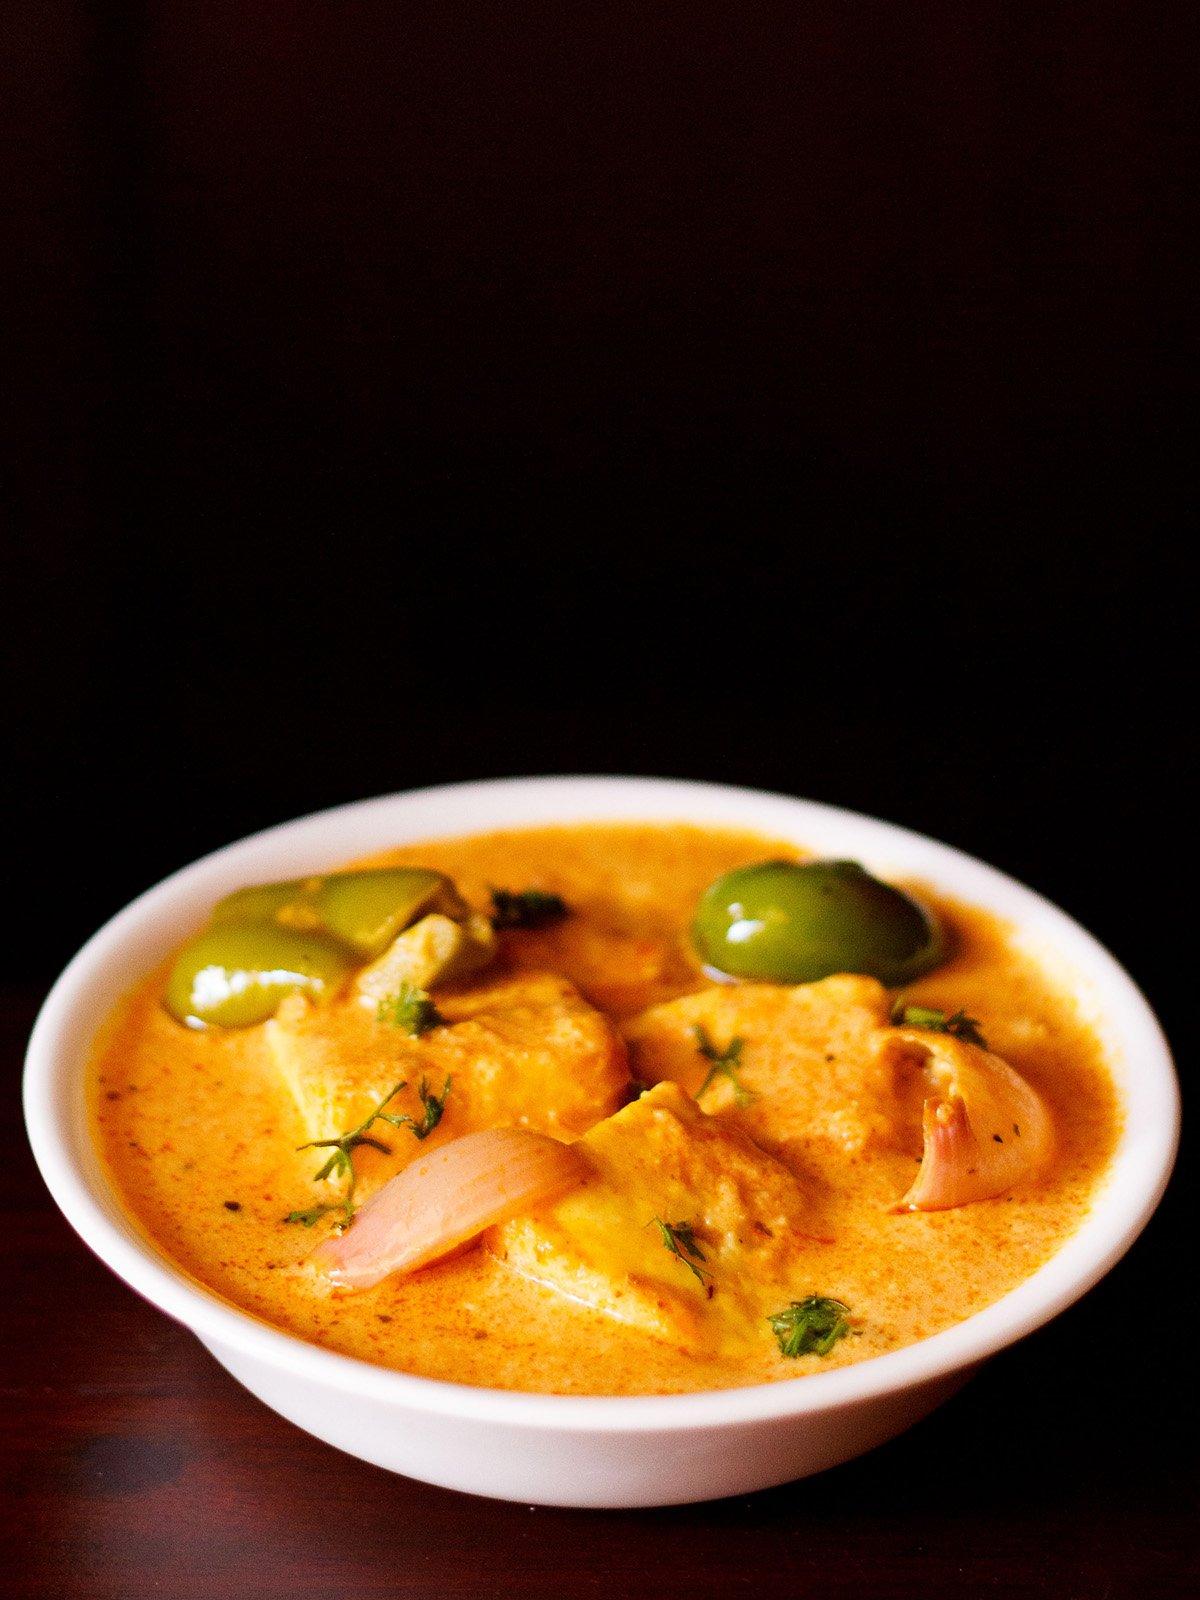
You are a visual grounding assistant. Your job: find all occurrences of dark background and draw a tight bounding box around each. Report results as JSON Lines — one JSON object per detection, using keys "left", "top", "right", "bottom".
{"left": 6, "top": 1, "right": 1193, "bottom": 995}
{"left": 3, "top": 3, "right": 1194, "bottom": 1595}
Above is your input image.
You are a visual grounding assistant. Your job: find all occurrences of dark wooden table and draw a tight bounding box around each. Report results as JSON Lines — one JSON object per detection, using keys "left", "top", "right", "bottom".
{"left": 5, "top": 981, "right": 1194, "bottom": 1599}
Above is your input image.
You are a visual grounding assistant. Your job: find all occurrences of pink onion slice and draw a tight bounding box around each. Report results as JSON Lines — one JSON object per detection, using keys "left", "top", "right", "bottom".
{"left": 311, "top": 1127, "right": 586, "bottom": 1290}
{"left": 883, "top": 1029, "right": 1055, "bottom": 1211}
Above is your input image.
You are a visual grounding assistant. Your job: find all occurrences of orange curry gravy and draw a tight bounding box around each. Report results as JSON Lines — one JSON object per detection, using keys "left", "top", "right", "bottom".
{"left": 90, "top": 824, "right": 1120, "bottom": 1395}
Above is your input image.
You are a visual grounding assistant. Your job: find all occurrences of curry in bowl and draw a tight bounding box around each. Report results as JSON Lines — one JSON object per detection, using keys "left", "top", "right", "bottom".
{"left": 89, "top": 822, "right": 1119, "bottom": 1397}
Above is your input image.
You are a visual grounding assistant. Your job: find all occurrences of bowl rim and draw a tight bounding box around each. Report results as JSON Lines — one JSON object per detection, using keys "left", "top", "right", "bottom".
{"left": 23, "top": 774, "right": 1180, "bottom": 1433}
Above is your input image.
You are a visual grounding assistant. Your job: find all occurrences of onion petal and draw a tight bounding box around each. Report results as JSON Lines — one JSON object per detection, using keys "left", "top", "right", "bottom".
{"left": 311, "top": 1127, "right": 586, "bottom": 1289}
{"left": 882, "top": 1029, "right": 1054, "bottom": 1211}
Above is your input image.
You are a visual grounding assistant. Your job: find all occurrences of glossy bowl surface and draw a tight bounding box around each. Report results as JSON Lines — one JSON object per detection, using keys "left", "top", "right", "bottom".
{"left": 23, "top": 777, "right": 1179, "bottom": 1507}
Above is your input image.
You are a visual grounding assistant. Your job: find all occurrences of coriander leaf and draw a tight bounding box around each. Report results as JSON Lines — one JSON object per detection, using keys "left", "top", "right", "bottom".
{"left": 490, "top": 887, "right": 569, "bottom": 929}
{"left": 393, "top": 1075, "right": 452, "bottom": 1141}
{"left": 377, "top": 982, "right": 445, "bottom": 1036}
{"left": 889, "top": 1000, "right": 988, "bottom": 1050}
{"left": 693, "top": 1024, "right": 755, "bottom": 1108}
{"left": 284, "top": 1203, "right": 344, "bottom": 1229}
{"left": 652, "top": 1216, "right": 712, "bottom": 1284}
{"left": 286, "top": 1080, "right": 409, "bottom": 1227}
{"left": 312, "top": 1147, "right": 352, "bottom": 1184}
{"left": 768, "top": 1296, "right": 852, "bottom": 1358}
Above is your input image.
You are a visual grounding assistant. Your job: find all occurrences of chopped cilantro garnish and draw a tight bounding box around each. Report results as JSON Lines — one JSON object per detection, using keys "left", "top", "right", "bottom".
{"left": 889, "top": 1001, "right": 988, "bottom": 1050}
{"left": 490, "top": 887, "right": 569, "bottom": 929}
{"left": 768, "top": 1296, "right": 852, "bottom": 1358}
{"left": 283, "top": 1075, "right": 452, "bottom": 1228}
{"left": 402, "top": 1075, "right": 452, "bottom": 1141}
{"left": 652, "top": 1217, "right": 711, "bottom": 1285}
{"left": 693, "top": 1025, "right": 755, "bottom": 1108}
{"left": 377, "top": 982, "right": 444, "bottom": 1036}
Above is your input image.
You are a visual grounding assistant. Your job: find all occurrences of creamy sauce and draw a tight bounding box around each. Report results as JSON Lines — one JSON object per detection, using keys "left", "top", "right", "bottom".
{"left": 90, "top": 824, "right": 1120, "bottom": 1395}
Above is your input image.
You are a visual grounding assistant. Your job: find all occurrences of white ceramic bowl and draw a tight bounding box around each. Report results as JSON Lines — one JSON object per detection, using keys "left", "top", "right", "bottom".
{"left": 24, "top": 777, "right": 1179, "bottom": 1508}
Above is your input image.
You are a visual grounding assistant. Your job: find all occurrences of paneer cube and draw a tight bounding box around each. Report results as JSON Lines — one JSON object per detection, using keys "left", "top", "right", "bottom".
{"left": 489, "top": 1082, "right": 812, "bottom": 1351}
{"left": 266, "top": 971, "right": 630, "bottom": 1188}
{"left": 621, "top": 975, "right": 900, "bottom": 1172}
